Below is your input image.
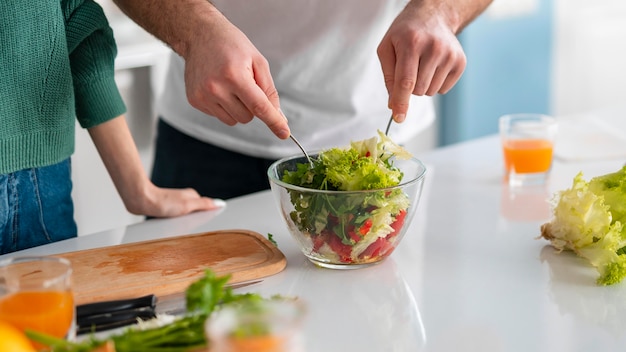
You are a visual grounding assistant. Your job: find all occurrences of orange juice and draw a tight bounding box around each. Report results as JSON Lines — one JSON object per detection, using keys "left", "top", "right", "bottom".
{"left": 207, "top": 300, "right": 305, "bottom": 352}
{"left": 224, "top": 335, "right": 286, "bottom": 352}
{"left": 0, "top": 291, "right": 74, "bottom": 341}
{"left": 502, "top": 138, "right": 553, "bottom": 174}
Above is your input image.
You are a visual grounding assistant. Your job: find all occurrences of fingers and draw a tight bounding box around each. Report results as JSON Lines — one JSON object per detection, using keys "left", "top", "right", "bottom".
{"left": 383, "top": 38, "right": 466, "bottom": 123}
{"left": 377, "top": 40, "right": 397, "bottom": 102}
{"left": 237, "top": 79, "right": 290, "bottom": 139}
{"left": 178, "top": 188, "right": 225, "bottom": 213}
{"left": 188, "top": 77, "right": 289, "bottom": 139}
{"left": 183, "top": 195, "right": 225, "bottom": 213}
{"left": 253, "top": 58, "right": 281, "bottom": 111}
{"left": 182, "top": 24, "right": 290, "bottom": 139}
{"left": 413, "top": 49, "right": 438, "bottom": 96}
{"left": 212, "top": 102, "right": 243, "bottom": 126}
{"left": 411, "top": 39, "right": 462, "bottom": 96}
{"left": 186, "top": 73, "right": 267, "bottom": 127}
{"left": 242, "top": 58, "right": 289, "bottom": 139}
{"left": 203, "top": 58, "right": 289, "bottom": 139}
{"left": 220, "top": 96, "right": 255, "bottom": 125}
{"left": 389, "top": 43, "right": 419, "bottom": 123}
{"left": 145, "top": 188, "right": 226, "bottom": 218}
{"left": 378, "top": 6, "right": 469, "bottom": 123}
{"left": 422, "top": 45, "right": 466, "bottom": 96}
{"left": 437, "top": 63, "right": 465, "bottom": 94}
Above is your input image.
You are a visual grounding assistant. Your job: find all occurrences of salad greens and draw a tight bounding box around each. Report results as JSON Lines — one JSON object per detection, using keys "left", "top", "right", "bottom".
{"left": 266, "top": 233, "right": 278, "bottom": 247}
{"left": 281, "top": 131, "right": 413, "bottom": 264}
{"left": 26, "top": 270, "right": 279, "bottom": 352}
{"left": 540, "top": 166, "right": 626, "bottom": 285}
{"left": 282, "top": 130, "right": 411, "bottom": 191}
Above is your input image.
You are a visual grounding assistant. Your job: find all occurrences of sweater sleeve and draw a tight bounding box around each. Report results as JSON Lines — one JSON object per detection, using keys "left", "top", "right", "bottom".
{"left": 63, "top": 0, "right": 126, "bottom": 128}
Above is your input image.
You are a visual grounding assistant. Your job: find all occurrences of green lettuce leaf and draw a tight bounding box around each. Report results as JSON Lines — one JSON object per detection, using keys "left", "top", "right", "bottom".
{"left": 541, "top": 166, "right": 626, "bottom": 285}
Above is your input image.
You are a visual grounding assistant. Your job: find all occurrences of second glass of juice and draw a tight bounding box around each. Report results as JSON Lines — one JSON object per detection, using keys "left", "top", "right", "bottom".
{"left": 499, "top": 113, "right": 558, "bottom": 186}
{"left": 206, "top": 299, "right": 307, "bottom": 352}
{"left": 0, "top": 256, "right": 75, "bottom": 348}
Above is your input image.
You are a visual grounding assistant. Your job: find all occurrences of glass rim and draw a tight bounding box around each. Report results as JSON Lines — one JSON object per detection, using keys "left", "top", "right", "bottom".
{"left": 206, "top": 298, "right": 307, "bottom": 336}
{"left": 499, "top": 113, "right": 556, "bottom": 124}
{"left": 0, "top": 256, "right": 72, "bottom": 289}
{"left": 0, "top": 255, "right": 71, "bottom": 268}
{"left": 267, "top": 154, "right": 427, "bottom": 194}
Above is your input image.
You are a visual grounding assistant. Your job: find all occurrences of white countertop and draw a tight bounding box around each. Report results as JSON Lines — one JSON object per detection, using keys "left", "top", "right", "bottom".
{"left": 3, "top": 135, "right": 626, "bottom": 351}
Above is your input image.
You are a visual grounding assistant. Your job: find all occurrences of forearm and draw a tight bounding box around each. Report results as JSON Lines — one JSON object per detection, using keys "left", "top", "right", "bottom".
{"left": 406, "top": 0, "right": 493, "bottom": 34}
{"left": 113, "top": 0, "right": 289, "bottom": 139}
{"left": 112, "top": 0, "right": 223, "bottom": 58}
{"left": 87, "top": 116, "right": 150, "bottom": 213}
{"left": 89, "top": 116, "right": 220, "bottom": 217}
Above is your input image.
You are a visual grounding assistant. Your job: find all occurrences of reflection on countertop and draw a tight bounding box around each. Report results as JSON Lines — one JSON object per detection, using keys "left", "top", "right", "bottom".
{"left": 286, "top": 258, "right": 426, "bottom": 352}
{"left": 540, "top": 245, "right": 626, "bottom": 338}
{"left": 500, "top": 183, "right": 552, "bottom": 222}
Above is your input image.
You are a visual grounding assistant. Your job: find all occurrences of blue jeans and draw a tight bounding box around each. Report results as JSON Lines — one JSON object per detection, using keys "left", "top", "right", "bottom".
{"left": 0, "top": 158, "right": 77, "bottom": 254}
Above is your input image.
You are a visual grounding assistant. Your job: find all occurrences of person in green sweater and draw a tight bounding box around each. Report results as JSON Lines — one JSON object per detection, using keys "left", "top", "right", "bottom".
{"left": 0, "top": 0, "right": 224, "bottom": 254}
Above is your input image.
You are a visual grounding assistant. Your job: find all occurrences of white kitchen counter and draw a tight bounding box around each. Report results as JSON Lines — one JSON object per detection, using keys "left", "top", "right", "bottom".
{"left": 3, "top": 135, "right": 626, "bottom": 351}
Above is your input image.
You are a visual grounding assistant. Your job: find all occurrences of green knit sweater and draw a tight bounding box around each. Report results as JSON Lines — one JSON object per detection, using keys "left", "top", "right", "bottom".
{"left": 0, "top": 0, "right": 127, "bottom": 174}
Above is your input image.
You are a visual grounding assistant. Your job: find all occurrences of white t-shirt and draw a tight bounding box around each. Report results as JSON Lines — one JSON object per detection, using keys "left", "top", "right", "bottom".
{"left": 157, "top": 0, "right": 435, "bottom": 159}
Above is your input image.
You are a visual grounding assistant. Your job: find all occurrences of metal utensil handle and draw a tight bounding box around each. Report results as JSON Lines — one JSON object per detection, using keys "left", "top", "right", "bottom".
{"left": 385, "top": 115, "right": 394, "bottom": 135}
{"left": 290, "top": 134, "right": 314, "bottom": 167}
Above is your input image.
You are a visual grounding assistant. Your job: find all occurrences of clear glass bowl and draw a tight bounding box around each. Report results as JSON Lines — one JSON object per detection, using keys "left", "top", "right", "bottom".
{"left": 268, "top": 155, "right": 427, "bottom": 269}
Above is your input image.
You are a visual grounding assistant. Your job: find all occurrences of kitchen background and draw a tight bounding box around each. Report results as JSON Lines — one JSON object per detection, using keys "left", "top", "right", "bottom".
{"left": 73, "top": 0, "right": 626, "bottom": 236}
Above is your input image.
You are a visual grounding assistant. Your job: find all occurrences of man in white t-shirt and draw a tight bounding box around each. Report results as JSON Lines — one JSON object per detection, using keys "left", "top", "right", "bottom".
{"left": 113, "top": 0, "right": 492, "bottom": 199}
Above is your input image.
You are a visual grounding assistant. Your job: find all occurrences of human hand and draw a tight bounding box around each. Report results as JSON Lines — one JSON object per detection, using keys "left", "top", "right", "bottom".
{"left": 88, "top": 115, "right": 225, "bottom": 219}
{"left": 182, "top": 12, "right": 290, "bottom": 139}
{"left": 377, "top": 1, "right": 467, "bottom": 123}
{"left": 126, "top": 184, "right": 224, "bottom": 218}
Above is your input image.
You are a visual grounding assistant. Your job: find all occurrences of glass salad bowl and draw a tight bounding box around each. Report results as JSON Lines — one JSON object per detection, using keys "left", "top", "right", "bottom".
{"left": 268, "top": 154, "right": 427, "bottom": 269}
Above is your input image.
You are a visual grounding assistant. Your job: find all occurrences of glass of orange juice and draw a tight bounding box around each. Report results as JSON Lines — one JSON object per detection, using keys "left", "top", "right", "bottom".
{"left": 499, "top": 113, "right": 558, "bottom": 187}
{"left": 0, "top": 256, "right": 74, "bottom": 348}
{"left": 206, "top": 299, "right": 306, "bottom": 352}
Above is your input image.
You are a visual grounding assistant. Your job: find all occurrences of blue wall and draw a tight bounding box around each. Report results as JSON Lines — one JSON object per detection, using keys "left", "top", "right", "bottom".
{"left": 438, "top": 0, "right": 553, "bottom": 146}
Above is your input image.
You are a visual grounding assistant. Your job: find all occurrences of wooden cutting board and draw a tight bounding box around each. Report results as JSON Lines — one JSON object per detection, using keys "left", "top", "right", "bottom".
{"left": 55, "top": 229, "right": 286, "bottom": 305}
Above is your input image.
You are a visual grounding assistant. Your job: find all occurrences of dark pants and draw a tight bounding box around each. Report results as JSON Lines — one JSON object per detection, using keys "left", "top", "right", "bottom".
{"left": 151, "top": 119, "right": 277, "bottom": 199}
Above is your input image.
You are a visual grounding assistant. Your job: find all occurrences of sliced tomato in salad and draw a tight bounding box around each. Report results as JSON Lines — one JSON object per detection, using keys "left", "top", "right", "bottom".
{"left": 348, "top": 226, "right": 362, "bottom": 242}
{"left": 327, "top": 232, "right": 353, "bottom": 263}
{"left": 309, "top": 210, "right": 407, "bottom": 263}
{"left": 312, "top": 231, "right": 328, "bottom": 252}
{"left": 358, "top": 237, "right": 395, "bottom": 260}
{"left": 359, "top": 218, "right": 373, "bottom": 235}
{"left": 387, "top": 210, "right": 407, "bottom": 239}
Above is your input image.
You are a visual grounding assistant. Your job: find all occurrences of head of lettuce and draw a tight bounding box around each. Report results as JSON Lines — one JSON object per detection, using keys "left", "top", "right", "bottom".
{"left": 541, "top": 166, "right": 626, "bottom": 285}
